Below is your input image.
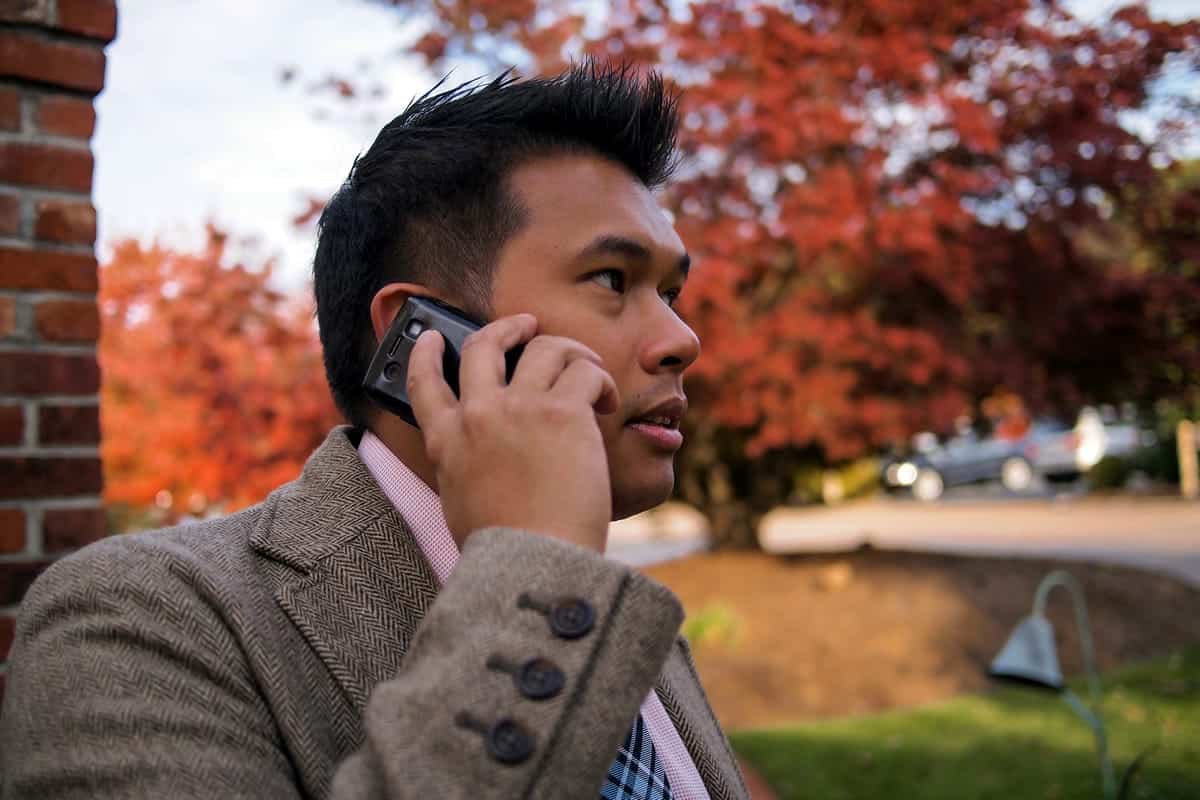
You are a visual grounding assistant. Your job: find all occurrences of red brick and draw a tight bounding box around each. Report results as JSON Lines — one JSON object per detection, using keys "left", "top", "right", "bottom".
{"left": 38, "top": 404, "right": 98, "bottom": 445}
{"left": 0, "top": 509, "right": 24, "bottom": 554}
{"left": 0, "top": 614, "right": 13, "bottom": 661}
{"left": 0, "top": 456, "right": 102, "bottom": 499}
{"left": 35, "top": 299, "right": 98, "bottom": 342}
{"left": 34, "top": 200, "right": 95, "bottom": 245}
{"left": 0, "top": 1, "right": 53, "bottom": 26}
{"left": 0, "top": 33, "right": 106, "bottom": 94}
{"left": 0, "top": 561, "right": 52, "bottom": 606}
{"left": 0, "top": 194, "right": 19, "bottom": 236}
{"left": 0, "top": 247, "right": 98, "bottom": 292}
{"left": 57, "top": 0, "right": 118, "bottom": 42}
{"left": 0, "top": 87, "right": 19, "bottom": 132}
{"left": 43, "top": 507, "right": 107, "bottom": 553}
{"left": 36, "top": 95, "right": 95, "bottom": 139}
{"left": 0, "top": 405, "right": 23, "bottom": 446}
{"left": 0, "top": 352, "right": 99, "bottom": 395}
{"left": 0, "top": 142, "right": 93, "bottom": 192}
{"left": 0, "top": 296, "right": 13, "bottom": 338}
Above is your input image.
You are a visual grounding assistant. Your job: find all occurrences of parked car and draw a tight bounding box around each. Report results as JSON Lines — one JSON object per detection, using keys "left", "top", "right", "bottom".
{"left": 1073, "top": 406, "right": 1151, "bottom": 470}
{"left": 883, "top": 408, "right": 1154, "bottom": 501}
{"left": 882, "top": 430, "right": 1032, "bottom": 501}
{"left": 1019, "top": 418, "right": 1083, "bottom": 480}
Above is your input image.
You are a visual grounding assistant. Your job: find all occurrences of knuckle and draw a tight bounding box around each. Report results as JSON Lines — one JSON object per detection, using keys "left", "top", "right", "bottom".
{"left": 547, "top": 335, "right": 582, "bottom": 353}
{"left": 461, "top": 330, "right": 484, "bottom": 352}
{"left": 529, "top": 335, "right": 595, "bottom": 363}
{"left": 498, "top": 392, "right": 527, "bottom": 421}
{"left": 539, "top": 399, "right": 576, "bottom": 424}
{"left": 497, "top": 389, "right": 519, "bottom": 410}
{"left": 525, "top": 335, "right": 557, "bottom": 354}
{"left": 422, "top": 429, "right": 444, "bottom": 461}
{"left": 566, "top": 358, "right": 599, "bottom": 380}
{"left": 461, "top": 401, "right": 492, "bottom": 431}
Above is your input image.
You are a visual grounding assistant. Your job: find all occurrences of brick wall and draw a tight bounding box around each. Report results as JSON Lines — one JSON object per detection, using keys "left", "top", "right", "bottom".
{"left": 0, "top": 0, "right": 116, "bottom": 702}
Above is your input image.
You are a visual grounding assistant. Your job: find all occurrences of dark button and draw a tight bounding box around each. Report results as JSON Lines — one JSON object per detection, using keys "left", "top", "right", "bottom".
{"left": 549, "top": 597, "right": 595, "bottom": 640}
{"left": 517, "top": 658, "right": 565, "bottom": 700}
{"left": 486, "top": 718, "right": 535, "bottom": 764}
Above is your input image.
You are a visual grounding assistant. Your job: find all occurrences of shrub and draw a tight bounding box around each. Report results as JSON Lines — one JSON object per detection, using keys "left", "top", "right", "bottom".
{"left": 682, "top": 603, "right": 742, "bottom": 650}
{"left": 1088, "top": 455, "right": 1133, "bottom": 490}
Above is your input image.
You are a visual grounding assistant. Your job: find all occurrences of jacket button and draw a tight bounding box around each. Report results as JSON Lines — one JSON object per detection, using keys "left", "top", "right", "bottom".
{"left": 486, "top": 718, "right": 535, "bottom": 764}
{"left": 517, "top": 658, "right": 565, "bottom": 700}
{"left": 549, "top": 597, "right": 594, "bottom": 639}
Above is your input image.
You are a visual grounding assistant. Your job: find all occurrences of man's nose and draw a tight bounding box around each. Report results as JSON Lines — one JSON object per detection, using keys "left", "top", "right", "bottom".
{"left": 639, "top": 303, "right": 701, "bottom": 374}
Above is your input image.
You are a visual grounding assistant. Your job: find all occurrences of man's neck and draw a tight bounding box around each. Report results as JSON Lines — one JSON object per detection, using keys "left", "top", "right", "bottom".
{"left": 367, "top": 415, "right": 439, "bottom": 494}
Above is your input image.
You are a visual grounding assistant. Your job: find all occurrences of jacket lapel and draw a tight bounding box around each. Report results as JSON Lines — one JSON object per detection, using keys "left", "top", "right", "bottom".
{"left": 657, "top": 637, "right": 750, "bottom": 800}
{"left": 251, "top": 427, "right": 440, "bottom": 714}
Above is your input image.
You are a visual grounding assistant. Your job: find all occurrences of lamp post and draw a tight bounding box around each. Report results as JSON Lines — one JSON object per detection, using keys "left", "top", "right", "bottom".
{"left": 988, "top": 570, "right": 1117, "bottom": 800}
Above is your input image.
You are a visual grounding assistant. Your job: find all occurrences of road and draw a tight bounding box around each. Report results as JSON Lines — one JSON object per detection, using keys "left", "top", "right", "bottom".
{"left": 758, "top": 495, "right": 1200, "bottom": 586}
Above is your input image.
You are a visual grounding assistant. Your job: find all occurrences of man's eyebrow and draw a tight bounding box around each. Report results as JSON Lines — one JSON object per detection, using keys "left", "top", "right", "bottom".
{"left": 575, "top": 235, "right": 691, "bottom": 279}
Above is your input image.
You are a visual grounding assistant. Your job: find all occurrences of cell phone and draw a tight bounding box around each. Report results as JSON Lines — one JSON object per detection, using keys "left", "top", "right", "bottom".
{"left": 363, "top": 296, "right": 523, "bottom": 428}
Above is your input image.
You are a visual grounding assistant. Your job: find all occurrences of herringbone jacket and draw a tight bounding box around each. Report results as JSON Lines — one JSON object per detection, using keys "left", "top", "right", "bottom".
{"left": 0, "top": 427, "right": 748, "bottom": 799}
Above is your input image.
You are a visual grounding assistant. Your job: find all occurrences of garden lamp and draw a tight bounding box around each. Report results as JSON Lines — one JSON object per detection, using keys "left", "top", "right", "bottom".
{"left": 988, "top": 570, "right": 1117, "bottom": 800}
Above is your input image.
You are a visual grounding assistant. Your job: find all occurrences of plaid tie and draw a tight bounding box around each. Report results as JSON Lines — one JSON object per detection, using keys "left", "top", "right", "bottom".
{"left": 600, "top": 713, "right": 673, "bottom": 800}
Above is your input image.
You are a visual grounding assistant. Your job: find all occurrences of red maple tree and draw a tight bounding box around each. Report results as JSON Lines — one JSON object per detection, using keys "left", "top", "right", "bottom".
{"left": 304, "top": 0, "right": 1199, "bottom": 543}
{"left": 99, "top": 226, "right": 340, "bottom": 524}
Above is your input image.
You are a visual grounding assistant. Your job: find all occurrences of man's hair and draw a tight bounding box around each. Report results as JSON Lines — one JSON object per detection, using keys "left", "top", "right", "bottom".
{"left": 312, "top": 61, "right": 680, "bottom": 428}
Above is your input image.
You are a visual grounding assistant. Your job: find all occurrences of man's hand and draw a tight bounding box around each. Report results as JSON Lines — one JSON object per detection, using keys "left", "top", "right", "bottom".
{"left": 407, "top": 314, "right": 620, "bottom": 552}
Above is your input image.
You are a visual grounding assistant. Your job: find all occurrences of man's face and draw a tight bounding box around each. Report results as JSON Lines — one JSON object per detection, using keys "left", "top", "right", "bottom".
{"left": 488, "top": 154, "right": 701, "bottom": 520}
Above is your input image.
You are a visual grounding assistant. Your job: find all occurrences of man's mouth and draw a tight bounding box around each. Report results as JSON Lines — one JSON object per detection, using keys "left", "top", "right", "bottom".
{"left": 628, "top": 414, "right": 680, "bottom": 429}
{"left": 624, "top": 396, "right": 686, "bottom": 450}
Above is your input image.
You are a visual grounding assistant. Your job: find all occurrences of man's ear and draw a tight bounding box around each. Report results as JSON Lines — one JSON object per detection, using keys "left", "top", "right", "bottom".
{"left": 369, "top": 282, "right": 441, "bottom": 342}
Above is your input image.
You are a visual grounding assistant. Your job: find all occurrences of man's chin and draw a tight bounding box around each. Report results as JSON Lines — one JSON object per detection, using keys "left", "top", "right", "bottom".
{"left": 609, "top": 475, "right": 675, "bottom": 522}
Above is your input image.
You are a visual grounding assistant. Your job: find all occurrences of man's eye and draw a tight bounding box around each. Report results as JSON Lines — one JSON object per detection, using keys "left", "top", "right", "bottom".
{"left": 590, "top": 269, "right": 625, "bottom": 293}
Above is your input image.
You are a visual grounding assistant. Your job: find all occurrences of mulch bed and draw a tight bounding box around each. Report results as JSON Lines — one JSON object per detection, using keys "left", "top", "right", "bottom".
{"left": 644, "top": 547, "right": 1200, "bottom": 730}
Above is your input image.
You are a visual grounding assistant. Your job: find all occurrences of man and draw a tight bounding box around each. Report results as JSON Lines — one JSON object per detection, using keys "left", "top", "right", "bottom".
{"left": 0, "top": 63, "right": 748, "bottom": 799}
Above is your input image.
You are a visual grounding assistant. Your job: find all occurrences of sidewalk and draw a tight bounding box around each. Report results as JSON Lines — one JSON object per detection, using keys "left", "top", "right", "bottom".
{"left": 758, "top": 496, "right": 1200, "bottom": 586}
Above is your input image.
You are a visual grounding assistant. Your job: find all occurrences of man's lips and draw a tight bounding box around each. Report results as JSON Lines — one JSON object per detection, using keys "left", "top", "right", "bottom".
{"left": 624, "top": 395, "right": 687, "bottom": 429}
{"left": 624, "top": 395, "right": 686, "bottom": 451}
{"left": 626, "top": 420, "right": 684, "bottom": 450}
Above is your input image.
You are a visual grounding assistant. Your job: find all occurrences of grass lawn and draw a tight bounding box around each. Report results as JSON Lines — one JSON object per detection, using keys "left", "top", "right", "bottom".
{"left": 730, "top": 645, "right": 1200, "bottom": 800}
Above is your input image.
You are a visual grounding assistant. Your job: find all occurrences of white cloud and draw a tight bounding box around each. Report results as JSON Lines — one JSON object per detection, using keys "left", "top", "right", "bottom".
{"left": 95, "top": 0, "right": 431, "bottom": 288}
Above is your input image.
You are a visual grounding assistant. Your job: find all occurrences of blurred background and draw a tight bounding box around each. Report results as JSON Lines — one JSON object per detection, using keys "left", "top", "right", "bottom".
{"left": 83, "top": 0, "right": 1200, "bottom": 796}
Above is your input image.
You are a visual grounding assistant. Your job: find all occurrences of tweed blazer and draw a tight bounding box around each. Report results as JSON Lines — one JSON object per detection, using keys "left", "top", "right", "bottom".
{"left": 0, "top": 427, "right": 748, "bottom": 800}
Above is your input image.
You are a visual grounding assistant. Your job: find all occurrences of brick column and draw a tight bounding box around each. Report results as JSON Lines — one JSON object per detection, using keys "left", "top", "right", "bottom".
{"left": 0, "top": 0, "right": 117, "bottom": 701}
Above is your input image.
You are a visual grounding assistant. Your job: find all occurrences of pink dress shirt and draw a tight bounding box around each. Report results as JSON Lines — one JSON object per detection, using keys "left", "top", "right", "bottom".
{"left": 359, "top": 430, "right": 710, "bottom": 799}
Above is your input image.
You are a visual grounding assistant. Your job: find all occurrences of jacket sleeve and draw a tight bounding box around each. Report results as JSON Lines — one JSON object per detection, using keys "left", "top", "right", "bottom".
{"left": 0, "top": 538, "right": 307, "bottom": 800}
{"left": 0, "top": 527, "right": 684, "bottom": 800}
{"left": 330, "top": 526, "right": 685, "bottom": 799}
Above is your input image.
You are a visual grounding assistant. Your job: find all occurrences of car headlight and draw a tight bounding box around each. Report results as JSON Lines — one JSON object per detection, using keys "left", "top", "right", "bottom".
{"left": 896, "top": 462, "right": 919, "bottom": 486}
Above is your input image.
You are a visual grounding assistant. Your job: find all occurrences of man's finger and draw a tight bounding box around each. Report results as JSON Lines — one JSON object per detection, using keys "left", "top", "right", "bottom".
{"left": 459, "top": 313, "right": 538, "bottom": 399}
{"left": 407, "top": 329, "right": 457, "bottom": 430}
{"left": 550, "top": 359, "right": 620, "bottom": 416}
{"left": 510, "top": 335, "right": 603, "bottom": 392}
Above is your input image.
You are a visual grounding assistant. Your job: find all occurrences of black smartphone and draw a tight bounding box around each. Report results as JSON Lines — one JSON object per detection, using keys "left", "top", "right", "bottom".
{"left": 363, "top": 296, "right": 523, "bottom": 428}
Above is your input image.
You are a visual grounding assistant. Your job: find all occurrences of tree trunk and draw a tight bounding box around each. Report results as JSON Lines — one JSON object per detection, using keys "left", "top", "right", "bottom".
{"left": 675, "top": 424, "right": 801, "bottom": 551}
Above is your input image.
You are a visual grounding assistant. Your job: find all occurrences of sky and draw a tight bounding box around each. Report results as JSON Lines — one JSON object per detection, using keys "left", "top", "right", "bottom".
{"left": 93, "top": 0, "right": 1199, "bottom": 291}
{"left": 94, "top": 0, "right": 437, "bottom": 290}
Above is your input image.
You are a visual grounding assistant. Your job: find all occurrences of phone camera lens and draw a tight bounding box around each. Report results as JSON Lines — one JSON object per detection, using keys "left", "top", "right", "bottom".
{"left": 383, "top": 362, "right": 403, "bottom": 382}
{"left": 404, "top": 319, "right": 426, "bottom": 339}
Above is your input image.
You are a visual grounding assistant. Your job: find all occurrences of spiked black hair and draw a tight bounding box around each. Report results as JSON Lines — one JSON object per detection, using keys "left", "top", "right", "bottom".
{"left": 313, "top": 61, "right": 680, "bottom": 427}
